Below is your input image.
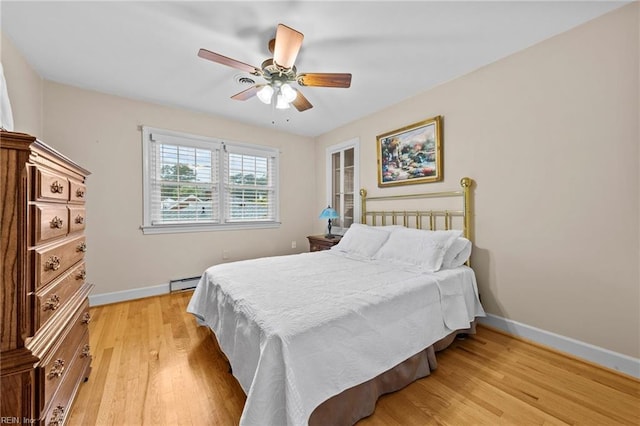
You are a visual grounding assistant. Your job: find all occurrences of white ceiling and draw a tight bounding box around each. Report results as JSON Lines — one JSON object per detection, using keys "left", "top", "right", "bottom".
{"left": 1, "top": 1, "right": 627, "bottom": 137}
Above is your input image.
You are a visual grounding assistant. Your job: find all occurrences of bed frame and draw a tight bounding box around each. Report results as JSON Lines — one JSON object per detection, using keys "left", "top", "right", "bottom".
{"left": 309, "top": 177, "right": 476, "bottom": 425}
{"left": 360, "top": 177, "right": 473, "bottom": 239}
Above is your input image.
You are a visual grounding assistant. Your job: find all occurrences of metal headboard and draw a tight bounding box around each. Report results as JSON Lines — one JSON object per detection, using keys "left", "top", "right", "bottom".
{"left": 359, "top": 177, "right": 474, "bottom": 243}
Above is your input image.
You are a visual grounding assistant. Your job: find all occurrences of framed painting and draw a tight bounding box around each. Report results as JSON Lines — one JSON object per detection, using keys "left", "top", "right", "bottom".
{"left": 376, "top": 115, "right": 443, "bottom": 187}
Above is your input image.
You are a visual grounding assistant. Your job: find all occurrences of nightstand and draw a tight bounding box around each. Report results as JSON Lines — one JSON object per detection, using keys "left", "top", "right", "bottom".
{"left": 307, "top": 235, "right": 342, "bottom": 252}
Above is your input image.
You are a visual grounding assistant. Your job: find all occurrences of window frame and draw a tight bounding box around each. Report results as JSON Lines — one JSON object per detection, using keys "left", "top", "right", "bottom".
{"left": 141, "top": 126, "right": 280, "bottom": 235}
{"left": 325, "top": 138, "right": 360, "bottom": 235}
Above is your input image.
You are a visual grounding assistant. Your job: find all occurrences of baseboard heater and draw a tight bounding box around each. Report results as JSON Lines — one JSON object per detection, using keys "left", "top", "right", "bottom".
{"left": 169, "top": 276, "right": 201, "bottom": 292}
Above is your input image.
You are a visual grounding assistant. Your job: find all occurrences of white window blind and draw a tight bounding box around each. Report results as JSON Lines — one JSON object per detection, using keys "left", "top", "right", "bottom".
{"left": 149, "top": 138, "right": 219, "bottom": 225}
{"left": 142, "top": 127, "right": 279, "bottom": 234}
{"left": 224, "top": 146, "right": 278, "bottom": 223}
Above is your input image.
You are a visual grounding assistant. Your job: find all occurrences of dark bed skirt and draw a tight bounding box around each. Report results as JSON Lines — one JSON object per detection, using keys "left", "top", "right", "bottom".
{"left": 209, "top": 322, "right": 476, "bottom": 426}
{"left": 309, "top": 322, "right": 477, "bottom": 426}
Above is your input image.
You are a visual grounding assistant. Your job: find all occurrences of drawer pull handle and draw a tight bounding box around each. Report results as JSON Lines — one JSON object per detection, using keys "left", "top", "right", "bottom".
{"left": 45, "top": 255, "right": 61, "bottom": 271}
{"left": 50, "top": 216, "right": 64, "bottom": 229}
{"left": 43, "top": 294, "right": 61, "bottom": 311}
{"left": 49, "top": 404, "right": 65, "bottom": 426}
{"left": 81, "top": 312, "right": 91, "bottom": 325}
{"left": 50, "top": 180, "right": 65, "bottom": 194}
{"left": 47, "top": 358, "right": 65, "bottom": 379}
{"left": 75, "top": 214, "right": 85, "bottom": 224}
{"left": 77, "top": 269, "right": 87, "bottom": 280}
{"left": 76, "top": 188, "right": 85, "bottom": 198}
{"left": 81, "top": 344, "right": 91, "bottom": 358}
{"left": 77, "top": 242, "right": 87, "bottom": 252}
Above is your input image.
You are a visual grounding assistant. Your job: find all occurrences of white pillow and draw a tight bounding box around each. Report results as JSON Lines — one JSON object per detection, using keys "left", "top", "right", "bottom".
{"left": 441, "top": 237, "right": 472, "bottom": 269}
{"left": 373, "top": 227, "right": 462, "bottom": 272}
{"left": 332, "top": 223, "right": 392, "bottom": 258}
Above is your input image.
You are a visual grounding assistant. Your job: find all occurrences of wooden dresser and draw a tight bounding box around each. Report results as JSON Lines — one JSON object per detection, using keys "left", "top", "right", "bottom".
{"left": 1, "top": 131, "right": 93, "bottom": 425}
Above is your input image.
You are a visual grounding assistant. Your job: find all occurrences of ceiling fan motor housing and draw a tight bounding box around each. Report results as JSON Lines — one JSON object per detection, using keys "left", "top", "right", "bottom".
{"left": 260, "top": 58, "right": 297, "bottom": 85}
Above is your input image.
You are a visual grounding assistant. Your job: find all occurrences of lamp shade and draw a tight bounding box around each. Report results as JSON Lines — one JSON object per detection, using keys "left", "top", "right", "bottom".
{"left": 275, "top": 93, "right": 290, "bottom": 109}
{"left": 319, "top": 206, "right": 339, "bottom": 219}
{"left": 257, "top": 85, "right": 274, "bottom": 104}
{"left": 280, "top": 83, "right": 298, "bottom": 103}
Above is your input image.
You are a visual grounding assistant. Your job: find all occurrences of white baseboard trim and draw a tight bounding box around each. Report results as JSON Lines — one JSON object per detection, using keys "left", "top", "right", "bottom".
{"left": 90, "top": 276, "right": 202, "bottom": 307}
{"left": 89, "top": 283, "right": 170, "bottom": 307}
{"left": 479, "top": 313, "right": 640, "bottom": 379}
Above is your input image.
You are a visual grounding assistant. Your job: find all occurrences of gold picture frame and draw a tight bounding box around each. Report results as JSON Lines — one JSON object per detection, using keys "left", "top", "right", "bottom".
{"left": 376, "top": 115, "right": 443, "bottom": 187}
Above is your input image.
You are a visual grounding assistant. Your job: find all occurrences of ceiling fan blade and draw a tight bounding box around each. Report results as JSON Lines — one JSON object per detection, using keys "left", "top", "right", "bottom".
{"left": 292, "top": 90, "right": 313, "bottom": 112}
{"left": 298, "top": 73, "right": 352, "bottom": 88}
{"left": 198, "top": 48, "right": 260, "bottom": 74}
{"left": 273, "top": 24, "right": 304, "bottom": 69}
{"left": 230, "top": 85, "right": 262, "bottom": 101}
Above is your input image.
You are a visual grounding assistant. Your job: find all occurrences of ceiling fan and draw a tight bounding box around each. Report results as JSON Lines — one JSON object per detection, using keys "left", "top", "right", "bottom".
{"left": 198, "top": 24, "right": 352, "bottom": 112}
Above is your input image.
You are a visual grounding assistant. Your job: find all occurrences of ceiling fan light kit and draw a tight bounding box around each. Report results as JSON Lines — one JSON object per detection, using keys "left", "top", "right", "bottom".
{"left": 198, "top": 23, "right": 352, "bottom": 112}
{"left": 257, "top": 81, "right": 297, "bottom": 109}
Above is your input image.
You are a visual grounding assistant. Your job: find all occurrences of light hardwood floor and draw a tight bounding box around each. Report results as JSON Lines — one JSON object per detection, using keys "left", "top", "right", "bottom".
{"left": 67, "top": 291, "right": 639, "bottom": 425}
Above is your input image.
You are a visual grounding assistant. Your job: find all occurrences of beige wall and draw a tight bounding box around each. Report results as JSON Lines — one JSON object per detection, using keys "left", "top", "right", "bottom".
{"left": 41, "top": 82, "right": 316, "bottom": 296}
{"left": 316, "top": 4, "right": 639, "bottom": 358}
{"left": 0, "top": 31, "right": 43, "bottom": 135}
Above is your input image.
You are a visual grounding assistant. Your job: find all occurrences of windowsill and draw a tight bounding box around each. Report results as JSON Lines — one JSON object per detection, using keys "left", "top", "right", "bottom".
{"left": 140, "top": 221, "right": 281, "bottom": 235}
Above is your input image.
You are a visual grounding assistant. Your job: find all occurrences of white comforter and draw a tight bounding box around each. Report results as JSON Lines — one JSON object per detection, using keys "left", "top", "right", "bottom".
{"left": 187, "top": 250, "right": 484, "bottom": 426}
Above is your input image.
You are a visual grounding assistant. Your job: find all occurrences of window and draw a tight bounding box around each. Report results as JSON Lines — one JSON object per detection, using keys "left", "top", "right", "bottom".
{"left": 326, "top": 138, "right": 360, "bottom": 233}
{"left": 142, "top": 127, "right": 279, "bottom": 234}
{"left": 225, "top": 148, "right": 277, "bottom": 222}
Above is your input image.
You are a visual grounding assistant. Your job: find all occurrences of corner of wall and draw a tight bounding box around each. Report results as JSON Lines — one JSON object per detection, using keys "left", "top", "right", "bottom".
{"left": 1, "top": 30, "right": 44, "bottom": 136}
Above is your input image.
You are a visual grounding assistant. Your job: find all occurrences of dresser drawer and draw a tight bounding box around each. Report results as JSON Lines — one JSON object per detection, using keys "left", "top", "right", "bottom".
{"left": 41, "top": 332, "right": 91, "bottom": 426}
{"left": 34, "top": 263, "right": 87, "bottom": 331}
{"left": 35, "top": 236, "right": 86, "bottom": 289}
{"left": 32, "top": 204, "right": 69, "bottom": 245}
{"left": 69, "top": 180, "right": 86, "bottom": 204}
{"left": 35, "top": 168, "right": 69, "bottom": 203}
{"left": 40, "top": 301, "right": 91, "bottom": 412}
{"left": 68, "top": 207, "right": 86, "bottom": 234}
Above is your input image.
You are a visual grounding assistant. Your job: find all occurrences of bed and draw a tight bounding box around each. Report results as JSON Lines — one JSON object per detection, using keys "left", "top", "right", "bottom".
{"left": 187, "top": 177, "right": 485, "bottom": 426}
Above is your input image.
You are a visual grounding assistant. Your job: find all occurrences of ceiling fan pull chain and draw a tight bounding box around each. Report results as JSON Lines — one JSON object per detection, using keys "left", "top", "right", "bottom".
{"left": 271, "top": 98, "right": 276, "bottom": 125}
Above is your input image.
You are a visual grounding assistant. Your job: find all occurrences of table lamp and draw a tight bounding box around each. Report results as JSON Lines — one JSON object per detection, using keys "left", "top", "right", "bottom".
{"left": 319, "top": 206, "right": 339, "bottom": 238}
